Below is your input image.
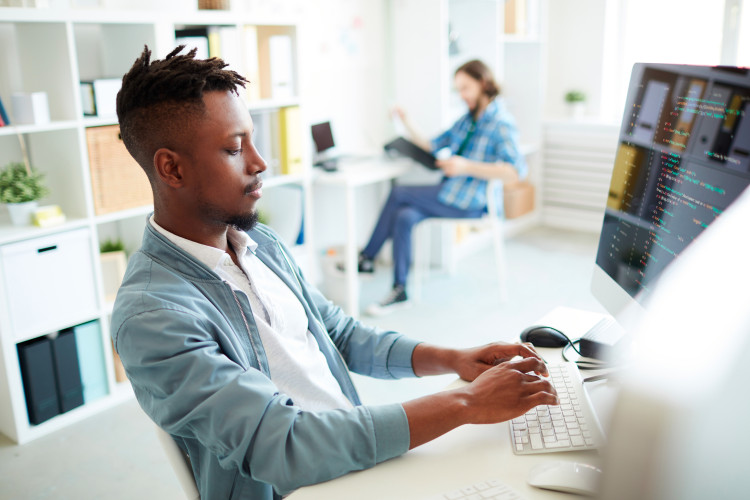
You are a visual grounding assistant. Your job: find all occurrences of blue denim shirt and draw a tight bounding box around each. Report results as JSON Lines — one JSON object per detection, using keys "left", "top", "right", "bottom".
{"left": 111, "top": 221, "right": 419, "bottom": 499}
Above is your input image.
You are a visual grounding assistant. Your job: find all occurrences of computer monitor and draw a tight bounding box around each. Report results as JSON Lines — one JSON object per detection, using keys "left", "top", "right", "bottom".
{"left": 311, "top": 121, "right": 336, "bottom": 154}
{"left": 591, "top": 63, "right": 750, "bottom": 332}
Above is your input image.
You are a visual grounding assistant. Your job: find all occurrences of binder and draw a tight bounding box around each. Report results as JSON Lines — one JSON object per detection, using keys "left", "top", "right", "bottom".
{"left": 51, "top": 330, "right": 84, "bottom": 413}
{"left": 72, "top": 321, "right": 108, "bottom": 403}
{"left": 0, "top": 94, "right": 8, "bottom": 126}
{"left": 278, "top": 106, "right": 303, "bottom": 175}
{"left": 17, "top": 337, "right": 60, "bottom": 425}
{"left": 242, "top": 26, "right": 261, "bottom": 101}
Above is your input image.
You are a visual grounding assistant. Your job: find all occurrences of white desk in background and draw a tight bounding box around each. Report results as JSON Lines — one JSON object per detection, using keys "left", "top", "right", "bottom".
{"left": 314, "top": 156, "right": 414, "bottom": 317}
{"left": 288, "top": 307, "right": 617, "bottom": 500}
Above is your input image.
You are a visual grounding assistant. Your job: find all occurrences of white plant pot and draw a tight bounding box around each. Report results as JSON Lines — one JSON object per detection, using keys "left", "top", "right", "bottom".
{"left": 567, "top": 102, "right": 586, "bottom": 120}
{"left": 6, "top": 201, "right": 38, "bottom": 226}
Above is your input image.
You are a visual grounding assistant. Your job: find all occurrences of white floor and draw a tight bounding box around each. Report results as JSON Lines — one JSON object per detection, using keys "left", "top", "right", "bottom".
{"left": 0, "top": 226, "right": 606, "bottom": 500}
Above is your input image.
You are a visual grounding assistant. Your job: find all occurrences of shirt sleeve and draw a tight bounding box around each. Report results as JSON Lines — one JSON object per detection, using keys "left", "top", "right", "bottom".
{"left": 431, "top": 127, "right": 453, "bottom": 154}
{"left": 495, "top": 122, "right": 527, "bottom": 180}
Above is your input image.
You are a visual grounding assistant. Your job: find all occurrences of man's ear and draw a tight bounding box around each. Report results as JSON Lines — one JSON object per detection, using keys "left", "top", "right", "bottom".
{"left": 153, "top": 148, "right": 184, "bottom": 188}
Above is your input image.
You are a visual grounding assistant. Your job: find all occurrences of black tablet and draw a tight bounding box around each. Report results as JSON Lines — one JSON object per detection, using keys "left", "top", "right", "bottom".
{"left": 384, "top": 137, "right": 438, "bottom": 170}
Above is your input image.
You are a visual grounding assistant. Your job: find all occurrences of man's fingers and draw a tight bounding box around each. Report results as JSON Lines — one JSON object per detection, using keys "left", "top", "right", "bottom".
{"left": 506, "top": 356, "right": 548, "bottom": 376}
{"left": 524, "top": 391, "right": 559, "bottom": 408}
{"left": 521, "top": 378, "right": 557, "bottom": 397}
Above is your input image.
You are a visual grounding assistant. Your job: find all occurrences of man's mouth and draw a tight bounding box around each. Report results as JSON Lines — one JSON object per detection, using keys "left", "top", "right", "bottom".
{"left": 246, "top": 181, "right": 263, "bottom": 198}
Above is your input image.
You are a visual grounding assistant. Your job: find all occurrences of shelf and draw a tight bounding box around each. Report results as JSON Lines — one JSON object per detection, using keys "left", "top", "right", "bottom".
{"left": 247, "top": 97, "right": 300, "bottom": 111}
{"left": 0, "top": 121, "right": 79, "bottom": 136}
{"left": 0, "top": 217, "right": 91, "bottom": 246}
{"left": 94, "top": 205, "right": 154, "bottom": 224}
{"left": 263, "top": 172, "right": 308, "bottom": 188}
{"left": 82, "top": 116, "right": 119, "bottom": 128}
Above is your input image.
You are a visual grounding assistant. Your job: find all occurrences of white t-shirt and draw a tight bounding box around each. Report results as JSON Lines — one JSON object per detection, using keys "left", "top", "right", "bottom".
{"left": 150, "top": 217, "right": 353, "bottom": 411}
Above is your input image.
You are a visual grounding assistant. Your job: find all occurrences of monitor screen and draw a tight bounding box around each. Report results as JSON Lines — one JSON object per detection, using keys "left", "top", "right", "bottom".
{"left": 311, "top": 121, "right": 335, "bottom": 153}
{"left": 595, "top": 63, "right": 750, "bottom": 307}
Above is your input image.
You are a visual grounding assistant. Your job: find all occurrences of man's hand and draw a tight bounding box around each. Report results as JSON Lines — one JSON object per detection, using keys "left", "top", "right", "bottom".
{"left": 458, "top": 356, "right": 557, "bottom": 425}
{"left": 451, "top": 342, "right": 548, "bottom": 381}
{"left": 403, "top": 356, "right": 558, "bottom": 448}
{"left": 411, "top": 342, "right": 547, "bottom": 380}
{"left": 436, "top": 155, "right": 471, "bottom": 177}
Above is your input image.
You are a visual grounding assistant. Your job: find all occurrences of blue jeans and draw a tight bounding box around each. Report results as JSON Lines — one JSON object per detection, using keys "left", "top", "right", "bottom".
{"left": 362, "top": 184, "right": 484, "bottom": 287}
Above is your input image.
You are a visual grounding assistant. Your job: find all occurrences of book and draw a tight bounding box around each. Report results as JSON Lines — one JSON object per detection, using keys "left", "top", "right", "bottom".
{"left": 242, "top": 26, "right": 262, "bottom": 101}
{"left": 17, "top": 337, "right": 60, "bottom": 425}
{"left": 51, "top": 330, "right": 84, "bottom": 413}
{"left": 72, "top": 321, "right": 108, "bottom": 403}
{"left": 278, "top": 106, "right": 303, "bottom": 175}
{"left": 268, "top": 35, "right": 294, "bottom": 100}
{"left": 250, "top": 108, "right": 280, "bottom": 176}
{"left": 0, "top": 94, "right": 10, "bottom": 126}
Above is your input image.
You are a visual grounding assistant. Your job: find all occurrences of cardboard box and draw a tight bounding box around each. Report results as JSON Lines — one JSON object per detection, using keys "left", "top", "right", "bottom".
{"left": 504, "top": 181, "right": 535, "bottom": 219}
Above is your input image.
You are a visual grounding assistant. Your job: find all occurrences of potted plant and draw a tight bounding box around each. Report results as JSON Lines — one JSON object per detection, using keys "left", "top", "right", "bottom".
{"left": 0, "top": 161, "right": 49, "bottom": 226}
{"left": 565, "top": 90, "right": 586, "bottom": 119}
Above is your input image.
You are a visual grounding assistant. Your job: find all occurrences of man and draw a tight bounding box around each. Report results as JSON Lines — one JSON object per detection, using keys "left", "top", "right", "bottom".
{"left": 359, "top": 60, "right": 525, "bottom": 316}
{"left": 112, "top": 46, "right": 556, "bottom": 500}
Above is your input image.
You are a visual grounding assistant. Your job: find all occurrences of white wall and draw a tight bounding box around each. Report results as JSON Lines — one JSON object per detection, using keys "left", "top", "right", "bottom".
{"left": 252, "top": 0, "right": 395, "bottom": 257}
{"left": 543, "top": 0, "right": 608, "bottom": 119}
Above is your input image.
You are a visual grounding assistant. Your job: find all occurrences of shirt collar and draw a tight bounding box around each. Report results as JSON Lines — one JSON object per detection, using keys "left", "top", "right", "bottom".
{"left": 473, "top": 98, "right": 500, "bottom": 124}
{"left": 149, "top": 215, "right": 258, "bottom": 271}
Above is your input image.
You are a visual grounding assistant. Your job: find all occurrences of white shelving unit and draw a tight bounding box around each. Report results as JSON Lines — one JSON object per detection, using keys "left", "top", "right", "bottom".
{"left": 0, "top": 4, "right": 311, "bottom": 444}
{"left": 389, "top": 0, "right": 547, "bottom": 265}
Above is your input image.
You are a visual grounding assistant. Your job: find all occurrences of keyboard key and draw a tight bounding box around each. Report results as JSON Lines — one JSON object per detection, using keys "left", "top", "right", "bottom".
{"left": 509, "top": 362, "right": 604, "bottom": 455}
{"left": 571, "top": 435, "right": 585, "bottom": 447}
{"left": 530, "top": 434, "right": 543, "bottom": 449}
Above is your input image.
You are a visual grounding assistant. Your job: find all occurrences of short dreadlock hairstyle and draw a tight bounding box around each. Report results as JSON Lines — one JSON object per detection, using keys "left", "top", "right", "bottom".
{"left": 116, "top": 45, "right": 248, "bottom": 179}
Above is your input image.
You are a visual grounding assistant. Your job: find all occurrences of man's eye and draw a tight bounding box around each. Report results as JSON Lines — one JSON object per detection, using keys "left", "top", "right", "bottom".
{"left": 226, "top": 149, "right": 243, "bottom": 156}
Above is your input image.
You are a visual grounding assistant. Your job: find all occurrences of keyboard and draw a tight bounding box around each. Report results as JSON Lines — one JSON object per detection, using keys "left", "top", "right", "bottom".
{"left": 510, "top": 362, "right": 605, "bottom": 454}
{"left": 428, "top": 478, "right": 523, "bottom": 500}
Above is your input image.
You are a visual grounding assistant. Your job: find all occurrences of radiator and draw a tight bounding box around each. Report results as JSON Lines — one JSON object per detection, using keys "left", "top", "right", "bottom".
{"left": 541, "top": 121, "right": 620, "bottom": 232}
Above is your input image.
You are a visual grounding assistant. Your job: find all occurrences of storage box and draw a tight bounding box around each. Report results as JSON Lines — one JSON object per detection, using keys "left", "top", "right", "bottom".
{"left": 504, "top": 181, "right": 535, "bottom": 219}
{"left": 11, "top": 92, "right": 50, "bottom": 125}
{"left": 86, "top": 125, "right": 153, "bottom": 215}
{"left": 0, "top": 228, "right": 99, "bottom": 342}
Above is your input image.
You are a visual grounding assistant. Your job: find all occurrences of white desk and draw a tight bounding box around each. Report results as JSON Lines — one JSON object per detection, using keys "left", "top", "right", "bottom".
{"left": 314, "top": 156, "right": 414, "bottom": 317}
{"left": 289, "top": 307, "right": 617, "bottom": 499}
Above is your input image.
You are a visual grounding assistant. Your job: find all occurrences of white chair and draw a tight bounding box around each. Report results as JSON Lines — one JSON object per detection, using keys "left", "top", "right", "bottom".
{"left": 153, "top": 423, "right": 201, "bottom": 500}
{"left": 412, "top": 179, "right": 507, "bottom": 302}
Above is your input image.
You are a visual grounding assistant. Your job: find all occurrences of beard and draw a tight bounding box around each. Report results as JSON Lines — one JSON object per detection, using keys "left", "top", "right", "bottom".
{"left": 226, "top": 210, "right": 259, "bottom": 232}
{"left": 198, "top": 202, "right": 260, "bottom": 232}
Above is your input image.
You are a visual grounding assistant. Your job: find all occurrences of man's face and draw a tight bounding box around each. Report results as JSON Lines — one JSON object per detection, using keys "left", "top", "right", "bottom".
{"left": 181, "top": 90, "right": 266, "bottom": 231}
{"left": 455, "top": 71, "right": 484, "bottom": 113}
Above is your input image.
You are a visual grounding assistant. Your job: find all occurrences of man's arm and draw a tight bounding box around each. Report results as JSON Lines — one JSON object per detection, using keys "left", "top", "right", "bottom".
{"left": 403, "top": 356, "right": 557, "bottom": 448}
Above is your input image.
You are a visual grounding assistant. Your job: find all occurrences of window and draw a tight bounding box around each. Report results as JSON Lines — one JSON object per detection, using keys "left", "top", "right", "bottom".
{"left": 601, "top": 0, "right": 747, "bottom": 121}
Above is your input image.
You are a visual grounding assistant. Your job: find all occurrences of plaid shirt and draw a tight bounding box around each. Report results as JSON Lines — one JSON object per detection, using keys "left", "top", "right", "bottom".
{"left": 431, "top": 98, "right": 526, "bottom": 214}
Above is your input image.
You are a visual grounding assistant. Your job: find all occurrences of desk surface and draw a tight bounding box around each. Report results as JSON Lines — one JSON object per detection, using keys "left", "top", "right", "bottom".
{"left": 289, "top": 307, "right": 616, "bottom": 500}
{"left": 313, "top": 156, "right": 414, "bottom": 187}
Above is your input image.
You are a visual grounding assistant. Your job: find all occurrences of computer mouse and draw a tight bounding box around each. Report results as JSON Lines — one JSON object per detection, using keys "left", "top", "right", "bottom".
{"left": 527, "top": 460, "right": 602, "bottom": 496}
{"left": 519, "top": 325, "right": 569, "bottom": 348}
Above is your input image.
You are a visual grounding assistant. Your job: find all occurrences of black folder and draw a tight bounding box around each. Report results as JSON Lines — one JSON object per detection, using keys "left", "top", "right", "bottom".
{"left": 51, "top": 330, "right": 84, "bottom": 413}
{"left": 18, "top": 337, "right": 60, "bottom": 425}
{"left": 384, "top": 137, "right": 439, "bottom": 170}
